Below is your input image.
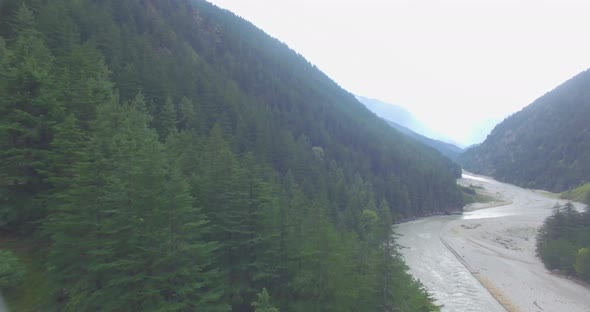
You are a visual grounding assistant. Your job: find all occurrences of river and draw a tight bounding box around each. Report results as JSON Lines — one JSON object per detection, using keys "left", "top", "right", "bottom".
{"left": 397, "top": 215, "right": 506, "bottom": 312}
{"left": 396, "top": 173, "right": 590, "bottom": 312}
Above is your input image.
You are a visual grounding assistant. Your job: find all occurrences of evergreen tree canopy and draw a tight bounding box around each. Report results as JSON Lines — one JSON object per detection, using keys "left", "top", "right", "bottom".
{"left": 536, "top": 202, "right": 590, "bottom": 281}
{"left": 0, "top": 0, "right": 461, "bottom": 311}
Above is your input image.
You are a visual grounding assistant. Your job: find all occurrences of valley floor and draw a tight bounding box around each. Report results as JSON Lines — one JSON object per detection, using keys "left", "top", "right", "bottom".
{"left": 397, "top": 173, "right": 590, "bottom": 312}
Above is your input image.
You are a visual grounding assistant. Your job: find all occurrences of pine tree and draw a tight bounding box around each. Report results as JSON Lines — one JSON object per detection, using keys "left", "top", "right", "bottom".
{"left": 0, "top": 37, "right": 6, "bottom": 64}
{"left": 158, "top": 96, "right": 177, "bottom": 140}
{"left": 199, "top": 125, "right": 277, "bottom": 309}
{"left": 41, "top": 114, "right": 86, "bottom": 239}
{"left": 0, "top": 3, "right": 61, "bottom": 230}
{"left": 177, "top": 96, "right": 201, "bottom": 133}
{"left": 53, "top": 43, "right": 114, "bottom": 126}
{"left": 162, "top": 130, "right": 228, "bottom": 311}
{"left": 289, "top": 200, "right": 356, "bottom": 312}
{"left": 47, "top": 98, "right": 227, "bottom": 311}
{"left": 252, "top": 288, "right": 279, "bottom": 312}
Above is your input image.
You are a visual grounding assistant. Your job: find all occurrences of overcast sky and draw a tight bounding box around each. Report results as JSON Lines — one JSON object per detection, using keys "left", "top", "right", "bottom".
{"left": 207, "top": 0, "right": 590, "bottom": 147}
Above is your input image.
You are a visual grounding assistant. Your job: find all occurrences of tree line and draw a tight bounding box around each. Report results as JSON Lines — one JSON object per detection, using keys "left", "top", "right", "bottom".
{"left": 536, "top": 201, "right": 590, "bottom": 282}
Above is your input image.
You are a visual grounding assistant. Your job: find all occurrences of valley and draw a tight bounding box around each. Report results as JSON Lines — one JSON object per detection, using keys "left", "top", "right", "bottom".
{"left": 1, "top": 1, "right": 589, "bottom": 311}
{"left": 398, "top": 173, "right": 590, "bottom": 312}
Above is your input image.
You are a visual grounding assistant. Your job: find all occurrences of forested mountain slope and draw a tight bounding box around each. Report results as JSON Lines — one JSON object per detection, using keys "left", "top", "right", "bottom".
{"left": 386, "top": 121, "right": 463, "bottom": 160}
{"left": 460, "top": 69, "right": 590, "bottom": 192}
{"left": 0, "top": 0, "right": 462, "bottom": 310}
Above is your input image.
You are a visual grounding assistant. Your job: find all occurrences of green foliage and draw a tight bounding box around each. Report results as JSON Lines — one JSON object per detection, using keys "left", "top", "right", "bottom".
{"left": 574, "top": 248, "right": 590, "bottom": 279}
{"left": 0, "top": 239, "right": 52, "bottom": 312}
{"left": 46, "top": 100, "right": 227, "bottom": 311}
{"left": 460, "top": 68, "right": 590, "bottom": 193}
{"left": 560, "top": 182, "right": 590, "bottom": 203}
{"left": 460, "top": 185, "right": 496, "bottom": 205}
{"left": 0, "top": 3, "right": 60, "bottom": 232}
{"left": 252, "top": 288, "right": 279, "bottom": 312}
{"left": 0, "top": 250, "right": 26, "bottom": 290}
{"left": 0, "top": 37, "right": 6, "bottom": 65}
{"left": 540, "top": 239, "right": 577, "bottom": 273}
{"left": 0, "top": 0, "right": 460, "bottom": 310}
{"left": 536, "top": 202, "right": 590, "bottom": 281}
{"left": 157, "top": 96, "right": 177, "bottom": 140}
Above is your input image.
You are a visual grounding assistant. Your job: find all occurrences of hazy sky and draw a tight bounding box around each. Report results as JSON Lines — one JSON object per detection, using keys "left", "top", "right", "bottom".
{"left": 207, "top": 0, "right": 590, "bottom": 146}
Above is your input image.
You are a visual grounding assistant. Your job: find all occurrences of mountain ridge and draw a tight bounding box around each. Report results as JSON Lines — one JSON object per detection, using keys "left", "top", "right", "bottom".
{"left": 459, "top": 68, "right": 590, "bottom": 192}
{"left": 355, "top": 95, "right": 423, "bottom": 132}
{"left": 386, "top": 120, "right": 464, "bottom": 160}
{"left": 356, "top": 95, "right": 464, "bottom": 159}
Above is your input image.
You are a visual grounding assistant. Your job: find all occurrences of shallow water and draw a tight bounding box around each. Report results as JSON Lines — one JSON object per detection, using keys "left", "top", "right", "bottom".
{"left": 396, "top": 217, "right": 506, "bottom": 312}
{"left": 396, "top": 172, "right": 587, "bottom": 312}
{"left": 461, "top": 173, "right": 495, "bottom": 184}
{"left": 396, "top": 172, "right": 508, "bottom": 311}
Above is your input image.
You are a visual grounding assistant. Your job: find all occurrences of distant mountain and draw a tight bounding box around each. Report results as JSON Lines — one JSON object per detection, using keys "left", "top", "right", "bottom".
{"left": 466, "top": 118, "right": 501, "bottom": 146}
{"left": 386, "top": 120, "right": 463, "bottom": 160}
{"left": 355, "top": 95, "right": 424, "bottom": 131}
{"left": 459, "top": 69, "right": 590, "bottom": 192}
{"left": 356, "top": 96, "right": 463, "bottom": 159}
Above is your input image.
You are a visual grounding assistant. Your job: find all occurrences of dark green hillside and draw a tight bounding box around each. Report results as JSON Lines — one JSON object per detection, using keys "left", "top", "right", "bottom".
{"left": 460, "top": 69, "right": 590, "bottom": 192}
{"left": 0, "top": 0, "right": 461, "bottom": 311}
{"left": 386, "top": 121, "right": 463, "bottom": 160}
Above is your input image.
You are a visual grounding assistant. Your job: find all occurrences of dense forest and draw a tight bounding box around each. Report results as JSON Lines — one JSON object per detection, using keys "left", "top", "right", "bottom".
{"left": 459, "top": 69, "right": 590, "bottom": 192}
{"left": 0, "top": 0, "right": 464, "bottom": 310}
{"left": 536, "top": 202, "right": 590, "bottom": 282}
{"left": 384, "top": 121, "right": 463, "bottom": 161}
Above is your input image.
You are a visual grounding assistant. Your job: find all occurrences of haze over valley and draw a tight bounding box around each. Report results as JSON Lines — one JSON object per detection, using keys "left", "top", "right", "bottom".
{"left": 209, "top": 0, "right": 590, "bottom": 147}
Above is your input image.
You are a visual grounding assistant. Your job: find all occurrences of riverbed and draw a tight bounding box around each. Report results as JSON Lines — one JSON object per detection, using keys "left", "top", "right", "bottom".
{"left": 396, "top": 173, "right": 590, "bottom": 312}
